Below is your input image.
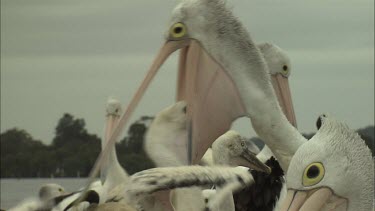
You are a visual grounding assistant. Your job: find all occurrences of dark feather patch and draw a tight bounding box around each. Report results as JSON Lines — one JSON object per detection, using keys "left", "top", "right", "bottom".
{"left": 63, "top": 190, "right": 100, "bottom": 211}
{"left": 233, "top": 156, "right": 284, "bottom": 211}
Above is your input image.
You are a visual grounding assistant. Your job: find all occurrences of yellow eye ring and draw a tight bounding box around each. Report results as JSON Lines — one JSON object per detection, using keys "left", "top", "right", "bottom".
{"left": 170, "top": 22, "right": 187, "bottom": 38}
{"left": 303, "top": 162, "right": 325, "bottom": 187}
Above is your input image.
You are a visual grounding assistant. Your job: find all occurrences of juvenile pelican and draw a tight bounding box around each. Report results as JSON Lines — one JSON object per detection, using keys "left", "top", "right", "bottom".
{"left": 8, "top": 183, "right": 66, "bottom": 211}
{"left": 39, "top": 184, "right": 66, "bottom": 202}
{"left": 202, "top": 131, "right": 275, "bottom": 211}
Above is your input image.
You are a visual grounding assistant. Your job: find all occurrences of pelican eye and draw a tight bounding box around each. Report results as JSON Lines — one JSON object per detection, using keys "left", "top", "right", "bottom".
{"left": 303, "top": 162, "right": 325, "bottom": 186}
{"left": 281, "top": 65, "right": 289, "bottom": 76}
{"left": 170, "top": 23, "right": 187, "bottom": 38}
{"left": 241, "top": 142, "right": 245, "bottom": 147}
{"left": 58, "top": 188, "right": 63, "bottom": 192}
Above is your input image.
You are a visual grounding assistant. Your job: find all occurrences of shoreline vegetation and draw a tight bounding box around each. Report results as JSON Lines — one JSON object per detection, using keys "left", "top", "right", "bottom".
{"left": 1, "top": 113, "right": 373, "bottom": 178}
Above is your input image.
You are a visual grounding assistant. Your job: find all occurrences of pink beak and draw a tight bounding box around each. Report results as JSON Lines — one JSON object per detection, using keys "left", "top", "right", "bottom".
{"left": 271, "top": 74, "right": 297, "bottom": 128}
{"left": 280, "top": 188, "right": 348, "bottom": 211}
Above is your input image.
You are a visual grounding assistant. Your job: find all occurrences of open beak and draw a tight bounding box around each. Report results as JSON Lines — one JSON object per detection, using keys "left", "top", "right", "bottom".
{"left": 280, "top": 188, "right": 348, "bottom": 211}
{"left": 271, "top": 74, "right": 297, "bottom": 128}
{"left": 101, "top": 39, "right": 246, "bottom": 166}
{"left": 175, "top": 40, "right": 247, "bottom": 164}
{"left": 239, "top": 149, "right": 271, "bottom": 174}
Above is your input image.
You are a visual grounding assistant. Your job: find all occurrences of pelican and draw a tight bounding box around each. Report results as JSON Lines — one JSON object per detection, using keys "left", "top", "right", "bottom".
{"left": 202, "top": 131, "right": 275, "bottom": 211}
{"left": 145, "top": 101, "right": 189, "bottom": 167}
{"left": 280, "top": 114, "right": 374, "bottom": 211}
{"left": 231, "top": 42, "right": 295, "bottom": 211}
{"left": 94, "top": 0, "right": 302, "bottom": 173}
{"left": 100, "top": 98, "right": 129, "bottom": 191}
{"left": 8, "top": 183, "right": 66, "bottom": 211}
{"left": 50, "top": 98, "right": 132, "bottom": 210}
{"left": 205, "top": 131, "right": 285, "bottom": 211}
{"left": 39, "top": 183, "right": 67, "bottom": 202}
{"left": 84, "top": 1, "right": 300, "bottom": 201}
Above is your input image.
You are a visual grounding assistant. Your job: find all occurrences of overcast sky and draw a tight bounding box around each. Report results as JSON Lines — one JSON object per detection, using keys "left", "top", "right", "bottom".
{"left": 1, "top": 0, "right": 374, "bottom": 144}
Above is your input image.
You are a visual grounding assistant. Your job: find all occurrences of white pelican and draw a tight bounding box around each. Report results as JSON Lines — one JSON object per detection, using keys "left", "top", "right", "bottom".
{"left": 230, "top": 42, "right": 295, "bottom": 211}
{"left": 202, "top": 131, "right": 274, "bottom": 211}
{"left": 51, "top": 98, "right": 132, "bottom": 210}
{"left": 205, "top": 131, "right": 285, "bottom": 211}
{"left": 280, "top": 114, "right": 374, "bottom": 211}
{"left": 100, "top": 98, "right": 129, "bottom": 192}
{"left": 94, "top": 0, "right": 302, "bottom": 173}
{"left": 145, "top": 101, "right": 188, "bottom": 167}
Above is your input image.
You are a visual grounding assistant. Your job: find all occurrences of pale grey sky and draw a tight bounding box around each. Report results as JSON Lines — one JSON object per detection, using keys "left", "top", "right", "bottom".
{"left": 1, "top": 0, "right": 374, "bottom": 144}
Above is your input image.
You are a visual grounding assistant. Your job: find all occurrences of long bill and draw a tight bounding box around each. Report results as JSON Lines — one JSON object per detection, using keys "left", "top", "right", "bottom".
{"left": 239, "top": 148, "right": 272, "bottom": 174}
{"left": 271, "top": 74, "right": 297, "bottom": 128}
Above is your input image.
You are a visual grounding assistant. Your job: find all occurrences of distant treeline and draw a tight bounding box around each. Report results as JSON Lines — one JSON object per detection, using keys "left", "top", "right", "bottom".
{"left": 1, "top": 113, "right": 155, "bottom": 178}
{"left": 1, "top": 113, "right": 374, "bottom": 178}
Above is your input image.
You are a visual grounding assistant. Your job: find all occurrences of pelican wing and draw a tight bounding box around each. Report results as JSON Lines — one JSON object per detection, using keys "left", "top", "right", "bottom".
{"left": 126, "top": 166, "right": 253, "bottom": 195}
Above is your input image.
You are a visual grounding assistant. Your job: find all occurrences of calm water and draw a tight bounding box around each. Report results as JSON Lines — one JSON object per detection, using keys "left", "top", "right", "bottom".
{"left": 0, "top": 178, "right": 88, "bottom": 209}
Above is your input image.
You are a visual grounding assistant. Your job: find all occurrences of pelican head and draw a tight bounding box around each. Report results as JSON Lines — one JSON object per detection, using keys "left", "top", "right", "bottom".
{"left": 212, "top": 130, "right": 271, "bottom": 173}
{"left": 106, "top": 97, "right": 122, "bottom": 117}
{"left": 151, "top": 101, "right": 187, "bottom": 128}
{"left": 39, "top": 183, "right": 66, "bottom": 201}
{"left": 281, "top": 115, "right": 374, "bottom": 211}
{"left": 145, "top": 101, "right": 188, "bottom": 166}
{"left": 257, "top": 42, "right": 296, "bottom": 127}
{"left": 103, "top": 97, "right": 122, "bottom": 149}
{"left": 257, "top": 42, "right": 292, "bottom": 78}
